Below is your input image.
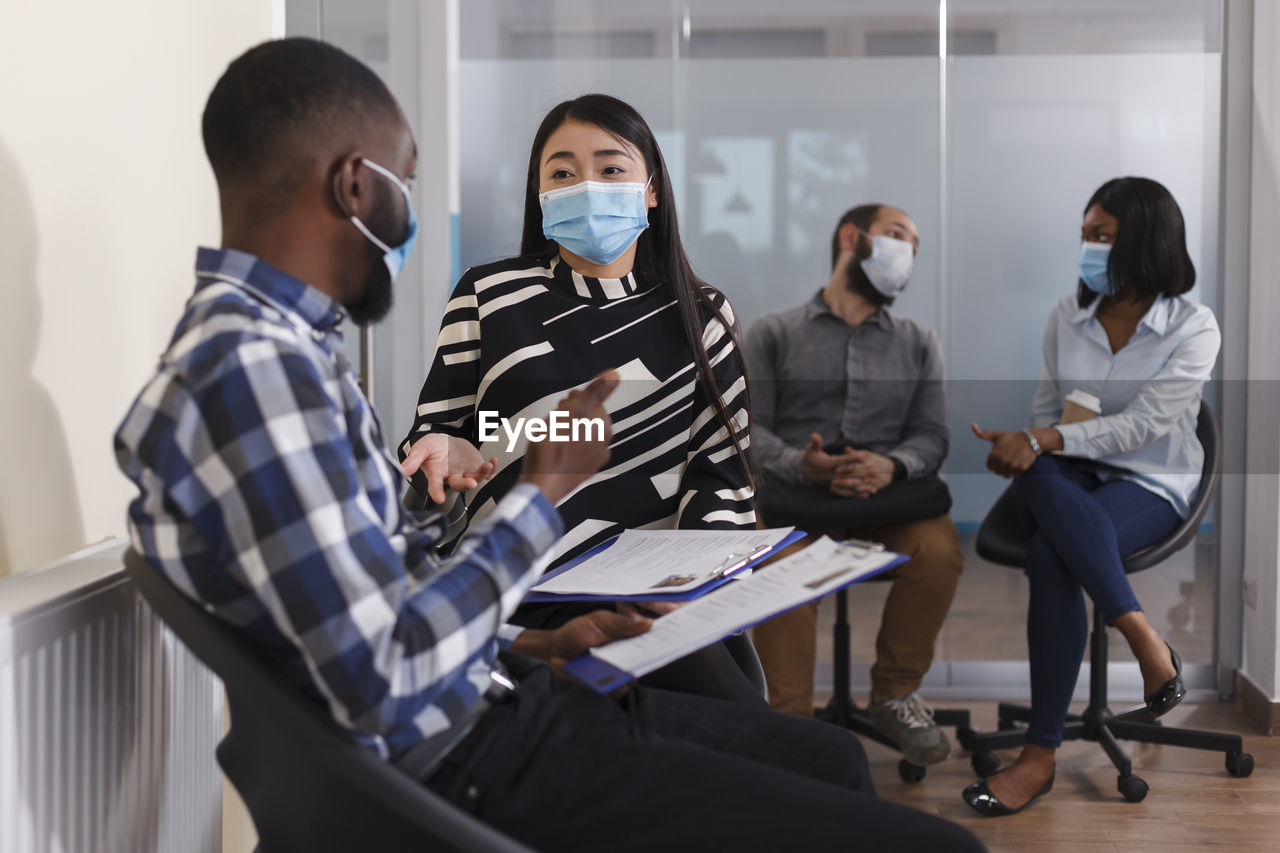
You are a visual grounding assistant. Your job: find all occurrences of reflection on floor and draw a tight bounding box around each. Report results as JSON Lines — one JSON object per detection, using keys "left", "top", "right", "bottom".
{"left": 814, "top": 531, "right": 1217, "bottom": 695}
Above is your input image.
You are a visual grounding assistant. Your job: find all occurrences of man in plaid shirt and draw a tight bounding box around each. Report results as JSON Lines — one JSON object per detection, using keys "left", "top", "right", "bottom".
{"left": 114, "top": 37, "right": 982, "bottom": 853}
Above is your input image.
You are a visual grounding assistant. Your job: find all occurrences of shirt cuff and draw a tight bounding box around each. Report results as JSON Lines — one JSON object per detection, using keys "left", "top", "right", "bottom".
{"left": 1055, "top": 422, "right": 1090, "bottom": 457}
{"left": 766, "top": 445, "right": 807, "bottom": 484}
{"left": 491, "top": 481, "right": 565, "bottom": 559}
{"left": 887, "top": 450, "right": 923, "bottom": 480}
{"left": 496, "top": 622, "right": 526, "bottom": 650}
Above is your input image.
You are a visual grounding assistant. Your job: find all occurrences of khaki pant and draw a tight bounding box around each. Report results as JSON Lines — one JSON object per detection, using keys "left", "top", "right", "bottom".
{"left": 751, "top": 515, "right": 964, "bottom": 716}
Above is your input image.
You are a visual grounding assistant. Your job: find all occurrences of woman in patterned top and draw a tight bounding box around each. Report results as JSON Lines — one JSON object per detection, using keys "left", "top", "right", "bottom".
{"left": 400, "top": 94, "right": 762, "bottom": 703}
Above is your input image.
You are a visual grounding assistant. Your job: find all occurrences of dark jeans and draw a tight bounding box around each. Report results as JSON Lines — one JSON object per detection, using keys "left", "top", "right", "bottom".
{"left": 512, "top": 600, "right": 767, "bottom": 706}
{"left": 422, "top": 655, "right": 984, "bottom": 853}
{"left": 1011, "top": 455, "right": 1181, "bottom": 748}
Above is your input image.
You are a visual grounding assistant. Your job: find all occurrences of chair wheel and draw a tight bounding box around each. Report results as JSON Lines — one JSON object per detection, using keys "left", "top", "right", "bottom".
{"left": 1226, "top": 752, "right": 1254, "bottom": 778}
{"left": 898, "top": 759, "right": 927, "bottom": 783}
{"left": 1118, "top": 773, "right": 1148, "bottom": 803}
{"left": 972, "top": 752, "right": 1001, "bottom": 777}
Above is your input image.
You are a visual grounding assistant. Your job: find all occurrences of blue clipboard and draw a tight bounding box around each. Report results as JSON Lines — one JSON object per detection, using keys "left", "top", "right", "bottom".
{"left": 563, "top": 550, "right": 909, "bottom": 694}
{"left": 524, "top": 529, "right": 809, "bottom": 604}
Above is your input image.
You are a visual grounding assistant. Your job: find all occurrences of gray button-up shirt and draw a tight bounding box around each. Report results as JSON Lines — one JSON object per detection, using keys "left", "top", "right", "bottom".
{"left": 744, "top": 290, "right": 949, "bottom": 485}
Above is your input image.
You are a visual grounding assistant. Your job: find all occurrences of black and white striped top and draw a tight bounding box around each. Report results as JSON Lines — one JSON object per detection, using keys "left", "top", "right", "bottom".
{"left": 401, "top": 254, "right": 754, "bottom": 565}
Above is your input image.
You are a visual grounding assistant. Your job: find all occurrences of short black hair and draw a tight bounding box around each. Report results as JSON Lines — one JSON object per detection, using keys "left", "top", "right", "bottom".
{"left": 830, "top": 203, "right": 894, "bottom": 309}
{"left": 1078, "top": 177, "right": 1196, "bottom": 308}
{"left": 201, "top": 37, "right": 400, "bottom": 193}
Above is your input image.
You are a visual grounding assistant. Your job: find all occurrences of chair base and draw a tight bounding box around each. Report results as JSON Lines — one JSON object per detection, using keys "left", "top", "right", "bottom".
{"left": 815, "top": 586, "right": 976, "bottom": 783}
{"left": 816, "top": 694, "right": 975, "bottom": 783}
{"left": 966, "top": 701, "right": 1254, "bottom": 801}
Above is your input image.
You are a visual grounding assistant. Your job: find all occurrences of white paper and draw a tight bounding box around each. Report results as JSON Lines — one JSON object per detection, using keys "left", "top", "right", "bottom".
{"left": 531, "top": 527, "right": 795, "bottom": 596}
{"left": 587, "top": 537, "right": 898, "bottom": 678}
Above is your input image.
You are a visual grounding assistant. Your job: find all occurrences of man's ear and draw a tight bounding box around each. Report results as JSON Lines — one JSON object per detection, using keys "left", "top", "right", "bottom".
{"left": 331, "top": 152, "right": 367, "bottom": 218}
{"left": 838, "top": 223, "right": 860, "bottom": 254}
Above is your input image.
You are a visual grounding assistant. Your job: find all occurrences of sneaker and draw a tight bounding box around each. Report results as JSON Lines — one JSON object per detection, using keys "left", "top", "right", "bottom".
{"left": 866, "top": 692, "right": 951, "bottom": 766}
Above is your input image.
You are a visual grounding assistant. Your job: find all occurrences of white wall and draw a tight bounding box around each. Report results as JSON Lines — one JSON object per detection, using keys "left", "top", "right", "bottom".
{"left": 0, "top": 0, "right": 275, "bottom": 578}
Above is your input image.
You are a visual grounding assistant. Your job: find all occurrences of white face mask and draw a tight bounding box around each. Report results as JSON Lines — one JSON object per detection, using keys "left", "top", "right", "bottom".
{"left": 859, "top": 234, "right": 915, "bottom": 297}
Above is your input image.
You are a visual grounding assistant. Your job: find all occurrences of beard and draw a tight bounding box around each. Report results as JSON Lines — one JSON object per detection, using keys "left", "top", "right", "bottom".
{"left": 844, "top": 256, "right": 893, "bottom": 309}
{"left": 344, "top": 182, "right": 406, "bottom": 326}
{"left": 345, "top": 255, "right": 393, "bottom": 325}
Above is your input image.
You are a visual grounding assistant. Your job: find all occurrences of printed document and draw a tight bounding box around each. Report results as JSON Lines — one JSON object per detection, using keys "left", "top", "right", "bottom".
{"left": 530, "top": 527, "right": 796, "bottom": 596}
{"left": 586, "top": 537, "right": 898, "bottom": 678}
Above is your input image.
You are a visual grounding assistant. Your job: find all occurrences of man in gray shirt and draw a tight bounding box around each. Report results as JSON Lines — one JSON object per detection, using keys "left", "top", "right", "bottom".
{"left": 746, "top": 203, "right": 963, "bottom": 767}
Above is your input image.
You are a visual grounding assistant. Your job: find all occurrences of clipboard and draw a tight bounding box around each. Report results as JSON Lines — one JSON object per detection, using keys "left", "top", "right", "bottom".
{"left": 525, "top": 528, "right": 808, "bottom": 603}
{"left": 563, "top": 547, "right": 908, "bottom": 693}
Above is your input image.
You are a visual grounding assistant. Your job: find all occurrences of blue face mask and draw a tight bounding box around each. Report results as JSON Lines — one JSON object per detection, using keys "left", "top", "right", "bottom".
{"left": 540, "top": 179, "right": 651, "bottom": 265}
{"left": 1079, "top": 241, "right": 1113, "bottom": 294}
{"left": 337, "top": 158, "right": 419, "bottom": 280}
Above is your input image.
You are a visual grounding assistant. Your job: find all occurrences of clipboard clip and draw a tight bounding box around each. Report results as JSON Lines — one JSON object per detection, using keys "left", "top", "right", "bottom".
{"left": 711, "top": 542, "right": 775, "bottom": 579}
{"left": 648, "top": 542, "right": 776, "bottom": 590}
{"left": 837, "top": 537, "right": 886, "bottom": 558}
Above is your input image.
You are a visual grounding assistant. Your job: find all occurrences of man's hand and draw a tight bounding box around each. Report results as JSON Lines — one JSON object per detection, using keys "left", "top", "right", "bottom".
{"left": 510, "top": 609, "right": 652, "bottom": 676}
{"left": 617, "top": 600, "right": 685, "bottom": 619}
{"left": 400, "top": 434, "right": 497, "bottom": 504}
{"left": 521, "top": 370, "right": 619, "bottom": 505}
{"left": 971, "top": 423, "right": 1062, "bottom": 478}
{"left": 830, "top": 450, "right": 895, "bottom": 498}
{"left": 800, "top": 433, "right": 856, "bottom": 487}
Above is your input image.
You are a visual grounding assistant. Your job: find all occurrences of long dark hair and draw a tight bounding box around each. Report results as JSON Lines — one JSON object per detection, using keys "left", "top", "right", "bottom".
{"left": 1078, "top": 177, "right": 1196, "bottom": 308}
{"left": 519, "top": 94, "right": 755, "bottom": 488}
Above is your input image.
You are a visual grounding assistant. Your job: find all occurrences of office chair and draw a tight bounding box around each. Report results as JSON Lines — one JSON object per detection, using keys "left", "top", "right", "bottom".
{"left": 962, "top": 403, "right": 1253, "bottom": 802}
{"left": 123, "top": 549, "right": 534, "bottom": 853}
{"left": 758, "top": 474, "right": 975, "bottom": 783}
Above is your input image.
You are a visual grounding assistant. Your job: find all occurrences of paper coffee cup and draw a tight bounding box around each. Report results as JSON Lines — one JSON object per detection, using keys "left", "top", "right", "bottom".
{"left": 1061, "top": 389, "right": 1102, "bottom": 424}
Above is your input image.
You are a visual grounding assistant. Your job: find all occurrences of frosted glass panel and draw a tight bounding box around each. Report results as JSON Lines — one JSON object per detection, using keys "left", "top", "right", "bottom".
{"left": 943, "top": 53, "right": 1221, "bottom": 520}
{"left": 459, "top": 57, "right": 941, "bottom": 333}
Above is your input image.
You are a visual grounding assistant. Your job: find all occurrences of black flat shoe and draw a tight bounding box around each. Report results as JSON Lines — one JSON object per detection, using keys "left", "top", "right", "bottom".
{"left": 1144, "top": 641, "right": 1185, "bottom": 719}
{"left": 962, "top": 767, "right": 1055, "bottom": 817}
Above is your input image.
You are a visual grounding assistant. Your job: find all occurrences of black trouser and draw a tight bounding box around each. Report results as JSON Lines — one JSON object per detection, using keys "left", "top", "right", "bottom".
{"left": 512, "top": 600, "right": 767, "bottom": 706}
{"left": 421, "top": 656, "right": 984, "bottom": 853}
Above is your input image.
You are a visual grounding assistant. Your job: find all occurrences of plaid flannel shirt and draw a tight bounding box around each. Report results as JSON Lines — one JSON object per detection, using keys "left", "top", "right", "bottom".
{"left": 115, "top": 247, "right": 563, "bottom": 759}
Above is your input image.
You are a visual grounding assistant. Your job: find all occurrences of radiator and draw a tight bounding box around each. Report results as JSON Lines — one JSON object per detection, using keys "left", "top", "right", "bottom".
{"left": 0, "top": 539, "right": 224, "bottom": 853}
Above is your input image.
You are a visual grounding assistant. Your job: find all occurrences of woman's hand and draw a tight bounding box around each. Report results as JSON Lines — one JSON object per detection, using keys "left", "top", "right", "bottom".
{"left": 400, "top": 434, "right": 497, "bottom": 504}
{"left": 971, "top": 423, "right": 1062, "bottom": 478}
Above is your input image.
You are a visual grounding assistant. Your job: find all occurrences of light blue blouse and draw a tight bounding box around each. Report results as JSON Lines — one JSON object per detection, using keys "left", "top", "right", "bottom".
{"left": 1031, "top": 294, "right": 1221, "bottom": 518}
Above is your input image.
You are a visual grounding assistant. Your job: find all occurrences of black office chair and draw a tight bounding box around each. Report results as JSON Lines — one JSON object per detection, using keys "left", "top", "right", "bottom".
{"left": 758, "top": 474, "right": 974, "bottom": 783}
{"left": 962, "top": 403, "right": 1253, "bottom": 802}
{"left": 123, "top": 549, "right": 534, "bottom": 853}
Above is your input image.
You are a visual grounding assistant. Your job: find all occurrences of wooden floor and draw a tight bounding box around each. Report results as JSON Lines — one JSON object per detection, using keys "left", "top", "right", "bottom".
{"left": 850, "top": 699, "right": 1273, "bottom": 852}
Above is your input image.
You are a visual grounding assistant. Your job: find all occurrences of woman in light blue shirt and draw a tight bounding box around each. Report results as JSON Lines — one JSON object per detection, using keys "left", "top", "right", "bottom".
{"left": 965, "top": 177, "right": 1221, "bottom": 815}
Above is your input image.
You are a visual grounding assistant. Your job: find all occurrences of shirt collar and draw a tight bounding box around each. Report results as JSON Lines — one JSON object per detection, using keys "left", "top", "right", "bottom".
{"left": 1139, "top": 297, "right": 1174, "bottom": 336}
{"left": 194, "top": 247, "right": 345, "bottom": 332}
{"left": 805, "top": 289, "right": 891, "bottom": 329}
{"left": 1070, "top": 294, "right": 1174, "bottom": 337}
{"left": 550, "top": 255, "right": 643, "bottom": 302}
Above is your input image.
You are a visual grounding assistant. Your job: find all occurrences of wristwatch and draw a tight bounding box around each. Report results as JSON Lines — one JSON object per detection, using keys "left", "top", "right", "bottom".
{"left": 1021, "top": 428, "right": 1043, "bottom": 456}
{"left": 890, "top": 457, "right": 907, "bottom": 482}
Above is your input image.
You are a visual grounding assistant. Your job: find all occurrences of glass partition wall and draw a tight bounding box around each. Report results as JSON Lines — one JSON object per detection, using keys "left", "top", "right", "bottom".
{"left": 454, "top": 0, "right": 1226, "bottom": 700}
{"left": 309, "top": 0, "right": 1228, "bottom": 699}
